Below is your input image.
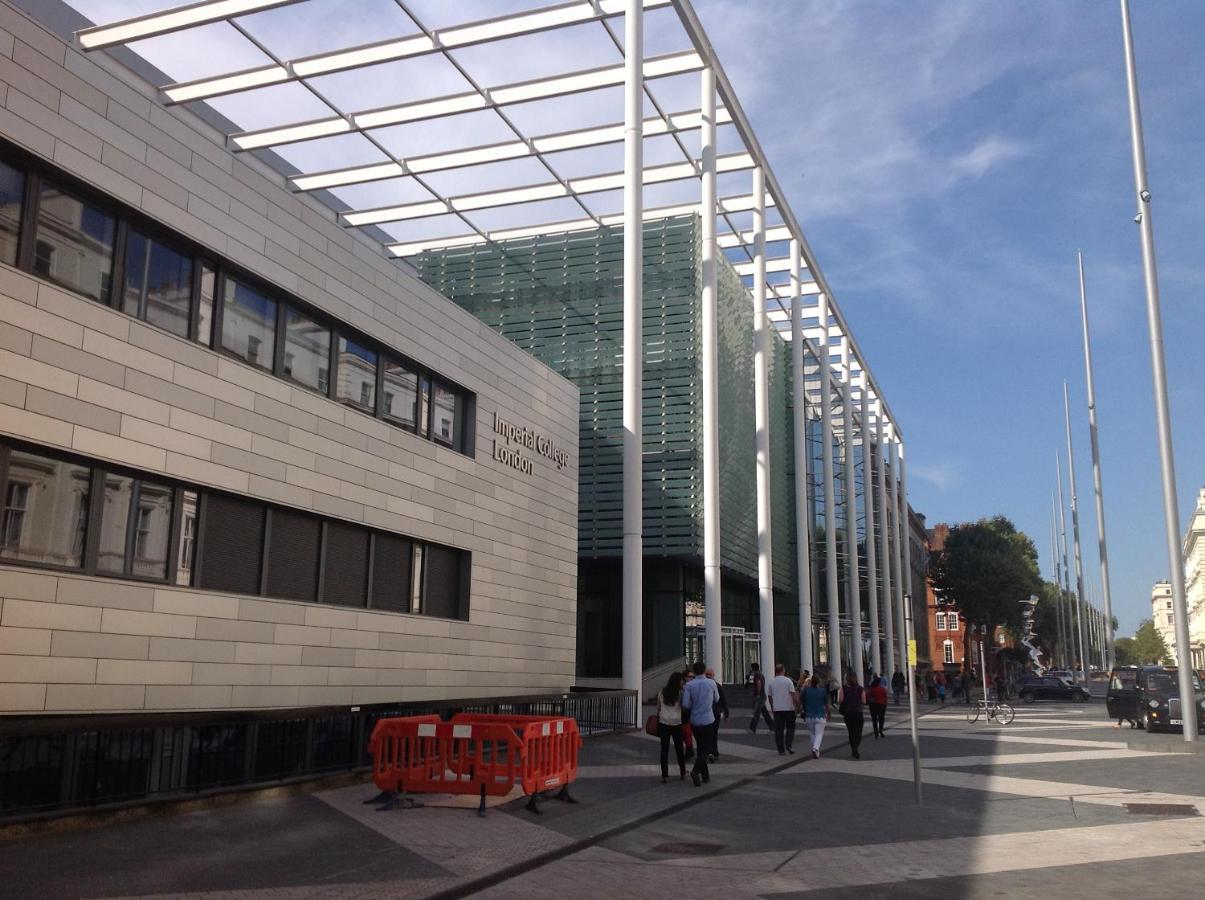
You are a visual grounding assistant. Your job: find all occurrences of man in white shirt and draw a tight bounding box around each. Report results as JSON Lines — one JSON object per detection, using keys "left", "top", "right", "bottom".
{"left": 765, "top": 663, "right": 798, "bottom": 755}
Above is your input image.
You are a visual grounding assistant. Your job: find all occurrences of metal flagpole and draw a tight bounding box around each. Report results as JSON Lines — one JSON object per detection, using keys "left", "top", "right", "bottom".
{"left": 890, "top": 437, "right": 908, "bottom": 678}
{"left": 1055, "top": 453, "right": 1079, "bottom": 673}
{"left": 700, "top": 67, "right": 722, "bottom": 681}
{"left": 790, "top": 240, "right": 814, "bottom": 674}
{"left": 621, "top": 0, "right": 643, "bottom": 715}
{"left": 751, "top": 167, "right": 775, "bottom": 672}
{"left": 861, "top": 377, "right": 881, "bottom": 677}
{"left": 1077, "top": 251, "right": 1116, "bottom": 671}
{"left": 1064, "top": 383, "right": 1090, "bottom": 686}
{"left": 841, "top": 349, "right": 863, "bottom": 681}
{"left": 820, "top": 294, "right": 841, "bottom": 679}
{"left": 1050, "top": 496, "right": 1066, "bottom": 667}
{"left": 877, "top": 415, "right": 895, "bottom": 677}
{"left": 1120, "top": 0, "right": 1196, "bottom": 740}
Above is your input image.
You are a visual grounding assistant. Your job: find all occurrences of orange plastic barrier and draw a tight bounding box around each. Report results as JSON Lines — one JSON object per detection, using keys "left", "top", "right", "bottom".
{"left": 367, "top": 713, "right": 582, "bottom": 814}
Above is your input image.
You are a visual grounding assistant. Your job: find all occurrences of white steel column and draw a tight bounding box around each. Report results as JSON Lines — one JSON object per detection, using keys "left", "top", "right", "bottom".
{"left": 861, "top": 380, "right": 881, "bottom": 677}
{"left": 819, "top": 294, "right": 841, "bottom": 677}
{"left": 1056, "top": 453, "right": 1079, "bottom": 672}
{"left": 621, "top": 0, "right": 643, "bottom": 705}
{"left": 890, "top": 435, "right": 908, "bottom": 672}
{"left": 1077, "top": 251, "right": 1116, "bottom": 670}
{"left": 841, "top": 348, "right": 863, "bottom": 680}
{"left": 1064, "top": 383, "right": 1090, "bottom": 686}
{"left": 900, "top": 441, "right": 915, "bottom": 624}
{"left": 700, "top": 68, "right": 722, "bottom": 677}
{"left": 877, "top": 416, "right": 895, "bottom": 675}
{"left": 790, "top": 239, "right": 814, "bottom": 673}
{"left": 751, "top": 167, "right": 775, "bottom": 671}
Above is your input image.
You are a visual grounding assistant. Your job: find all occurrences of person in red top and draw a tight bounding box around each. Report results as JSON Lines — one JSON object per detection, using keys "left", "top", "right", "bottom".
{"left": 866, "top": 675, "right": 889, "bottom": 739}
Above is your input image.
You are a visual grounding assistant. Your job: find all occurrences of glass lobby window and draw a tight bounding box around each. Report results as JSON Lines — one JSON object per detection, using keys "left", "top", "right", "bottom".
{"left": 0, "top": 159, "right": 24, "bottom": 265}
{"left": 122, "top": 230, "right": 194, "bottom": 339}
{"left": 222, "top": 276, "right": 277, "bottom": 370}
{"left": 381, "top": 358, "right": 418, "bottom": 429}
{"left": 33, "top": 182, "right": 116, "bottom": 303}
{"left": 0, "top": 448, "right": 90, "bottom": 568}
{"left": 431, "top": 381, "right": 459, "bottom": 447}
{"left": 336, "top": 336, "right": 376, "bottom": 413}
{"left": 282, "top": 308, "right": 330, "bottom": 393}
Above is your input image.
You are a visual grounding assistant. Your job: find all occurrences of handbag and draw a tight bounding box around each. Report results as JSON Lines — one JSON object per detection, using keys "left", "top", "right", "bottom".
{"left": 645, "top": 713, "right": 659, "bottom": 736}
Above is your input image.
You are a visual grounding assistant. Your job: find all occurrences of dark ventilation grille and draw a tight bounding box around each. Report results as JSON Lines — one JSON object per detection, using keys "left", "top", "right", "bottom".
{"left": 424, "top": 544, "right": 463, "bottom": 620}
{"left": 323, "top": 522, "right": 368, "bottom": 607}
{"left": 265, "top": 508, "right": 320, "bottom": 601}
{"left": 371, "top": 533, "right": 412, "bottom": 612}
{"left": 197, "top": 494, "right": 263, "bottom": 594}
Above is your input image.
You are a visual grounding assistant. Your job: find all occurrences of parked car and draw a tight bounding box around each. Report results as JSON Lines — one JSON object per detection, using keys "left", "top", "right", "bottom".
{"left": 1134, "top": 666, "right": 1205, "bottom": 733}
{"left": 1048, "top": 669, "right": 1077, "bottom": 684}
{"left": 1106, "top": 666, "right": 1140, "bottom": 725}
{"left": 1017, "top": 675, "right": 1090, "bottom": 703}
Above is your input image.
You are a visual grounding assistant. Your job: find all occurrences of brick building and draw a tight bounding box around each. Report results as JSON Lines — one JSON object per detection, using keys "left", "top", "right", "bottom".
{"left": 926, "top": 522, "right": 967, "bottom": 671}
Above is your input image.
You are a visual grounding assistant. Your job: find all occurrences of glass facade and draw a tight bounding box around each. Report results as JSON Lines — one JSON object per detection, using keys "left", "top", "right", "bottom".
{"left": 0, "top": 159, "right": 23, "bottom": 266}
{"left": 123, "top": 230, "right": 193, "bottom": 338}
{"left": 34, "top": 181, "right": 115, "bottom": 303}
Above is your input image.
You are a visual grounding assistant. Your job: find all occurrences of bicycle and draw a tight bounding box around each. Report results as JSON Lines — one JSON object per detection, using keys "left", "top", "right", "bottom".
{"left": 966, "top": 697, "right": 1014, "bottom": 725}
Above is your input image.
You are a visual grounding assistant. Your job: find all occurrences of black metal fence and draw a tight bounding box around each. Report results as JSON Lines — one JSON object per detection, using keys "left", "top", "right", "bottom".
{"left": 0, "top": 689, "right": 635, "bottom": 824}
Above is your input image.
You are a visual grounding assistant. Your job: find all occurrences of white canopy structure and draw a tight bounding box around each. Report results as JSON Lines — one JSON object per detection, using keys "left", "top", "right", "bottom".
{"left": 76, "top": 0, "right": 913, "bottom": 706}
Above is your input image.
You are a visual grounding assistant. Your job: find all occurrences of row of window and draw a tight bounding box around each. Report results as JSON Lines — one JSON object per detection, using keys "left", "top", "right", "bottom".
{"left": 0, "top": 441, "right": 470, "bottom": 620}
{"left": 0, "top": 145, "right": 472, "bottom": 453}
{"left": 935, "top": 611, "right": 959, "bottom": 632}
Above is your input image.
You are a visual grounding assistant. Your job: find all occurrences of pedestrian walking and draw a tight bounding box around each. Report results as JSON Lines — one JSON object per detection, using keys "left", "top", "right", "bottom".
{"left": 655, "top": 671, "right": 686, "bottom": 783}
{"left": 681, "top": 661, "right": 719, "bottom": 786}
{"left": 705, "top": 668, "right": 729, "bottom": 762}
{"left": 800, "top": 675, "right": 830, "bottom": 758}
{"left": 951, "top": 672, "right": 962, "bottom": 702}
{"left": 866, "top": 676, "right": 888, "bottom": 739}
{"left": 839, "top": 671, "right": 866, "bottom": 759}
{"left": 891, "top": 670, "right": 905, "bottom": 705}
{"left": 682, "top": 668, "right": 695, "bottom": 761}
{"left": 765, "top": 663, "right": 798, "bottom": 755}
{"left": 747, "top": 662, "right": 775, "bottom": 734}
{"left": 936, "top": 671, "right": 946, "bottom": 705}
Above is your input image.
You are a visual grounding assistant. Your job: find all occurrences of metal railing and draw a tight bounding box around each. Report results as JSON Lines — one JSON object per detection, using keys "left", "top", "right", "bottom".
{"left": 0, "top": 689, "right": 635, "bottom": 824}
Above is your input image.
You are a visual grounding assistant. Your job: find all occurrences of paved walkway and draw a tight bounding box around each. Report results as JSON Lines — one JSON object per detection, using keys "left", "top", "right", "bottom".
{"left": 2, "top": 697, "right": 1203, "bottom": 899}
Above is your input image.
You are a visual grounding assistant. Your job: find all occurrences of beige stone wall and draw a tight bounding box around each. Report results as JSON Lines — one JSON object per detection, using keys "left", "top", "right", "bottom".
{"left": 0, "top": 3, "right": 579, "bottom": 714}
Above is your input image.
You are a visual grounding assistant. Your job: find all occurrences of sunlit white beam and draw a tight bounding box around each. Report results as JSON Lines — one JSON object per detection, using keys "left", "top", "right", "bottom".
{"left": 229, "top": 51, "right": 703, "bottom": 150}
{"left": 718, "top": 224, "right": 791, "bottom": 248}
{"left": 77, "top": 0, "right": 302, "bottom": 50}
{"left": 343, "top": 152, "right": 753, "bottom": 226}
{"left": 733, "top": 256, "right": 793, "bottom": 276}
{"left": 289, "top": 107, "right": 733, "bottom": 192}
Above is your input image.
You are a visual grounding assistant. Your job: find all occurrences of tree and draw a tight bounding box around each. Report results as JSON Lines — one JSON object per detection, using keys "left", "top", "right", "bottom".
{"left": 1114, "top": 636, "right": 1136, "bottom": 666}
{"left": 1132, "top": 619, "right": 1171, "bottom": 665}
{"left": 929, "top": 515, "right": 1043, "bottom": 674}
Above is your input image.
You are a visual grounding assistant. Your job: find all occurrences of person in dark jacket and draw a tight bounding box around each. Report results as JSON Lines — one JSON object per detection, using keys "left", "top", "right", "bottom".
{"left": 891, "top": 670, "right": 905, "bottom": 705}
{"left": 705, "top": 668, "right": 729, "bottom": 762}
{"left": 747, "top": 662, "right": 775, "bottom": 734}
{"left": 840, "top": 671, "right": 866, "bottom": 759}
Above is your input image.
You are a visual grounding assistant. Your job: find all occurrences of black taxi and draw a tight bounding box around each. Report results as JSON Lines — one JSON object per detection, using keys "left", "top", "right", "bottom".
{"left": 1132, "top": 666, "right": 1205, "bottom": 733}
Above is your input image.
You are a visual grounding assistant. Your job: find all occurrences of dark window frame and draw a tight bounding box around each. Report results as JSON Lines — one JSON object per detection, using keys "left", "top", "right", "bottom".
{"left": 0, "top": 138, "right": 476, "bottom": 457}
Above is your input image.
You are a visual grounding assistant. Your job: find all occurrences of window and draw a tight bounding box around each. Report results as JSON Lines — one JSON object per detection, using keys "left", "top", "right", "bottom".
{"left": 943, "top": 640, "right": 954, "bottom": 665}
{"left": 122, "top": 230, "right": 194, "bottom": 338}
{"left": 431, "top": 380, "right": 460, "bottom": 447}
{"left": 176, "top": 491, "right": 197, "bottom": 586}
{"left": 0, "top": 448, "right": 90, "bottom": 568}
{"left": 370, "top": 533, "right": 413, "bottom": 612}
{"left": 1167, "top": 613, "right": 1174, "bottom": 626}
{"left": 0, "top": 159, "right": 23, "bottom": 265}
{"left": 265, "top": 508, "right": 321, "bottom": 602}
{"left": 935, "top": 612, "right": 946, "bottom": 631}
{"left": 197, "top": 493, "right": 264, "bottom": 595}
{"left": 382, "top": 359, "right": 418, "bottom": 429}
{"left": 282, "top": 307, "right": 330, "bottom": 393}
{"left": 422, "top": 543, "right": 465, "bottom": 620}
{"left": 416, "top": 375, "right": 430, "bottom": 436}
{"left": 34, "top": 181, "right": 116, "bottom": 303}
{"left": 221, "top": 276, "right": 276, "bottom": 370}
{"left": 322, "top": 522, "right": 368, "bottom": 607}
{"left": 97, "top": 473, "right": 173, "bottom": 579}
{"left": 948, "top": 612, "right": 958, "bottom": 632}
{"left": 336, "top": 336, "right": 376, "bottom": 412}
{"left": 197, "top": 264, "right": 216, "bottom": 346}
{"left": 1167, "top": 600, "right": 1173, "bottom": 609}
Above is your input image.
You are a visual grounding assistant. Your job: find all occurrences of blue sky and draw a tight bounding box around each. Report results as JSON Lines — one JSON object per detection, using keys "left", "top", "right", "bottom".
{"left": 694, "top": 0, "right": 1205, "bottom": 636}
{"left": 68, "top": 1, "right": 1203, "bottom": 637}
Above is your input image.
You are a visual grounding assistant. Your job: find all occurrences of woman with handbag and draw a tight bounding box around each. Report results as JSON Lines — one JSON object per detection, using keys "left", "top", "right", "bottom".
{"left": 652, "top": 671, "right": 687, "bottom": 783}
{"left": 839, "top": 671, "right": 867, "bottom": 759}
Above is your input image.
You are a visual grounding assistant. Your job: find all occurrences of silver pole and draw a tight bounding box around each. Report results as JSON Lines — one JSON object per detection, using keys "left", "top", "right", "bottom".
{"left": 890, "top": 437, "right": 908, "bottom": 674}
{"left": 841, "top": 347, "right": 863, "bottom": 681}
{"left": 621, "top": 0, "right": 643, "bottom": 711}
{"left": 700, "top": 67, "right": 722, "bottom": 681}
{"left": 1077, "top": 251, "right": 1116, "bottom": 671}
{"left": 861, "top": 377, "right": 881, "bottom": 677}
{"left": 819, "top": 294, "right": 841, "bottom": 678}
{"left": 877, "top": 416, "right": 895, "bottom": 676}
{"left": 790, "top": 240, "right": 814, "bottom": 674}
{"left": 1064, "top": 383, "right": 1090, "bottom": 686}
{"left": 904, "top": 592, "right": 922, "bottom": 804}
{"left": 1055, "top": 453, "right": 1079, "bottom": 673}
{"left": 1050, "top": 495, "right": 1066, "bottom": 667}
{"left": 899, "top": 443, "right": 915, "bottom": 634}
{"left": 751, "top": 166, "right": 775, "bottom": 672}
{"left": 1120, "top": 0, "right": 1196, "bottom": 740}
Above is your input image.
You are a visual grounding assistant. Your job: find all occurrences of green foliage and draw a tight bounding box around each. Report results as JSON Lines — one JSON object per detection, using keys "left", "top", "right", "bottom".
{"left": 1114, "top": 636, "right": 1136, "bottom": 666}
{"left": 929, "top": 515, "right": 1043, "bottom": 671}
{"left": 1132, "top": 618, "right": 1171, "bottom": 665}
